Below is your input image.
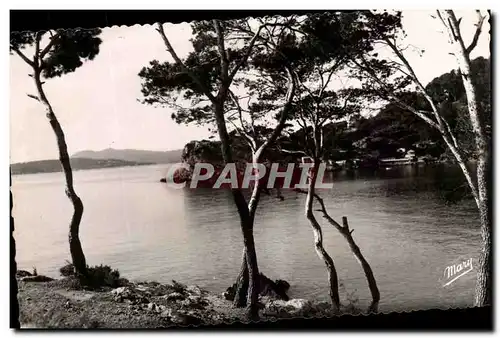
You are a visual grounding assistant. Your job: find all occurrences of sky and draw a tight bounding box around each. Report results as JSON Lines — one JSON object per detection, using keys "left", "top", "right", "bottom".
{"left": 9, "top": 10, "right": 491, "bottom": 163}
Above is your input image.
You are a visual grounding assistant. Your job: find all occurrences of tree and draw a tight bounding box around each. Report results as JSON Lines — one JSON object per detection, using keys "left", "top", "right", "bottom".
{"left": 139, "top": 18, "right": 298, "bottom": 317}
{"left": 267, "top": 10, "right": 402, "bottom": 313}
{"left": 10, "top": 29, "right": 102, "bottom": 276}
{"left": 437, "top": 10, "right": 491, "bottom": 307}
{"left": 284, "top": 68, "right": 380, "bottom": 313}
{"left": 425, "top": 56, "right": 491, "bottom": 162}
{"left": 10, "top": 172, "right": 20, "bottom": 329}
{"left": 341, "top": 10, "right": 490, "bottom": 306}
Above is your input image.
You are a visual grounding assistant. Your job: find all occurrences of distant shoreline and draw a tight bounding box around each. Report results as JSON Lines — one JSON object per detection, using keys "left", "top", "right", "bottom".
{"left": 10, "top": 158, "right": 158, "bottom": 176}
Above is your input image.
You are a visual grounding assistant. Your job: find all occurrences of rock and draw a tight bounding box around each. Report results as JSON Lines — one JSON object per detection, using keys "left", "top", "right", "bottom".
{"left": 160, "top": 307, "right": 201, "bottom": 325}
{"left": 275, "top": 279, "right": 290, "bottom": 291}
{"left": 171, "top": 280, "right": 187, "bottom": 293}
{"left": 174, "top": 313, "right": 203, "bottom": 326}
{"left": 146, "top": 302, "right": 158, "bottom": 312}
{"left": 164, "top": 292, "right": 185, "bottom": 302}
{"left": 111, "top": 287, "right": 127, "bottom": 295}
{"left": 263, "top": 298, "right": 313, "bottom": 318}
{"left": 16, "top": 270, "right": 33, "bottom": 278}
{"left": 111, "top": 286, "right": 150, "bottom": 304}
{"left": 287, "top": 299, "right": 313, "bottom": 312}
{"left": 222, "top": 286, "right": 235, "bottom": 301}
{"left": 312, "top": 301, "right": 335, "bottom": 316}
{"left": 186, "top": 285, "right": 204, "bottom": 296}
{"left": 171, "top": 167, "right": 192, "bottom": 185}
{"left": 259, "top": 274, "right": 289, "bottom": 301}
{"left": 21, "top": 275, "right": 54, "bottom": 283}
{"left": 180, "top": 295, "right": 208, "bottom": 309}
{"left": 224, "top": 273, "right": 290, "bottom": 302}
{"left": 160, "top": 308, "right": 172, "bottom": 318}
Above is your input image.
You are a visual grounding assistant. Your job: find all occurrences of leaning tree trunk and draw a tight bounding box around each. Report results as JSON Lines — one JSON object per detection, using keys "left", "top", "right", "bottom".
{"left": 340, "top": 217, "right": 380, "bottom": 312}
{"left": 305, "top": 160, "right": 340, "bottom": 311}
{"left": 34, "top": 69, "right": 87, "bottom": 276}
{"left": 10, "top": 172, "right": 20, "bottom": 329}
{"left": 310, "top": 188, "right": 381, "bottom": 313}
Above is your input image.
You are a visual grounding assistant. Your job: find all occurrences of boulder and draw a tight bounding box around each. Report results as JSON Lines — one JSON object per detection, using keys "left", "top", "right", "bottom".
{"left": 186, "top": 285, "right": 204, "bottom": 296}
{"left": 111, "top": 286, "right": 149, "bottom": 304}
{"left": 164, "top": 292, "right": 185, "bottom": 302}
{"left": 146, "top": 302, "right": 158, "bottom": 312}
{"left": 223, "top": 273, "right": 290, "bottom": 302}
{"left": 180, "top": 295, "right": 208, "bottom": 309}
{"left": 263, "top": 298, "right": 313, "bottom": 318}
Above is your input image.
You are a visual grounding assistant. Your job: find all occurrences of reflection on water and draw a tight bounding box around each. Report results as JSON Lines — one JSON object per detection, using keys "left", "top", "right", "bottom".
{"left": 12, "top": 164, "right": 480, "bottom": 313}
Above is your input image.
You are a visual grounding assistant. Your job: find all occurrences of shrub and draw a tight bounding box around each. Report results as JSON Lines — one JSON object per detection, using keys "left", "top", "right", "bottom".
{"left": 83, "top": 265, "right": 122, "bottom": 289}
{"left": 59, "top": 262, "right": 74, "bottom": 277}
{"left": 58, "top": 262, "right": 124, "bottom": 290}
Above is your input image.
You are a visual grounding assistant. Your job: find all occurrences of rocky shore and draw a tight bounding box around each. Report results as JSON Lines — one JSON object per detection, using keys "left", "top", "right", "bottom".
{"left": 16, "top": 270, "right": 348, "bottom": 329}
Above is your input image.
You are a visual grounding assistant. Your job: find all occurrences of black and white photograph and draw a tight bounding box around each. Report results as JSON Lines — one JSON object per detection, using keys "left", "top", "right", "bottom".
{"left": 8, "top": 8, "right": 492, "bottom": 329}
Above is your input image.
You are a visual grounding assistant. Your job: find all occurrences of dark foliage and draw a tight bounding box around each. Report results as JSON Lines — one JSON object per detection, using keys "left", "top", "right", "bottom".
{"left": 10, "top": 29, "right": 102, "bottom": 78}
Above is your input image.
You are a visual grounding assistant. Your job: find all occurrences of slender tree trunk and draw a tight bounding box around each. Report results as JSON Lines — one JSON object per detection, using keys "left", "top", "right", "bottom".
{"left": 33, "top": 69, "right": 87, "bottom": 276}
{"left": 233, "top": 250, "right": 249, "bottom": 307}
{"left": 474, "top": 149, "right": 491, "bottom": 306}
{"left": 475, "top": 192, "right": 491, "bottom": 306}
{"left": 305, "top": 161, "right": 340, "bottom": 311}
{"left": 440, "top": 11, "right": 491, "bottom": 306}
{"left": 233, "top": 190, "right": 265, "bottom": 307}
{"left": 10, "top": 172, "right": 20, "bottom": 329}
{"left": 212, "top": 102, "right": 260, "bottom": 318}
{"left": 340, "top": 217, "right": 380, "bottom": 312}
{"left": 309, "top": 188, "right": 380, "bottom": 313}
{"left": 241, "top": 219, "right": 260, "bottom": 318}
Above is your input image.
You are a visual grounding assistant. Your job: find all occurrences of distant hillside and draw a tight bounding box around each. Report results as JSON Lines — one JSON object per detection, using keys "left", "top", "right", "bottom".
{"left": 72, "top": 148, "right": 183, "bottom": 164}
{"left": 11, "top": 158, "right": 152, "bottom": 175}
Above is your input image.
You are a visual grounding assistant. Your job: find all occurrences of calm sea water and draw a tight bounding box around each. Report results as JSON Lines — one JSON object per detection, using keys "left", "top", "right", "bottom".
{"left": 11, "top": 164, "right": 481, "bottom": 313}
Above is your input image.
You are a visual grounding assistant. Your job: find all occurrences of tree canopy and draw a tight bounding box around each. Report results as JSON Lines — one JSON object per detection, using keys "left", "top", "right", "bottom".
{"left": 10, "top": 29, "right": 102, "bottom": 77}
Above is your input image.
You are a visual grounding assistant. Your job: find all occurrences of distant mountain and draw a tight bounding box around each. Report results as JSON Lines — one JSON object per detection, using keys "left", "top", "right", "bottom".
{"left": 71, "top": 148, "right": 183, "bottom": 164}
{"left": 11, "top": 158, "right": 152, "bottom": 175}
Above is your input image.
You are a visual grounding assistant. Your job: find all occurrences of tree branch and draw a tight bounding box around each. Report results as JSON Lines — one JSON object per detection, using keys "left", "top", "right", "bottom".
{"left": 11, "top": 47, "right": 35, "bottom": 68}
{"left": 156, "top": 22, "right": 217, "bottom": 103}
{"left": 228, "top": 26, "right": 264, "bottom": 83}
{"left": 254, "top": 66, "right": 297, "bottom": 160}
{"left": 26, "top": 94, "right": 40, "bottom": 101}
{"left": 39, "top": 31, "right": 61, "bottom": 60}
{"left": 228, "top": 90, "right": 257, "bottom": 151}
{"left": 213, "top": 19, "right": 230, "bottom": 87}
{"left": 278, "top": 147, "right": 309, "bottom": 156}
{"left": 466, "top": 10, "right": 486, "bottom": 55}
{"left": 351, "top": 57, "right": 440, "bottom": 129}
